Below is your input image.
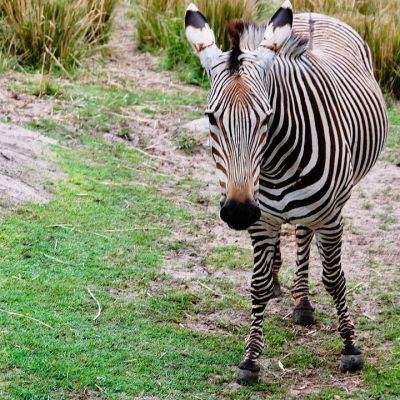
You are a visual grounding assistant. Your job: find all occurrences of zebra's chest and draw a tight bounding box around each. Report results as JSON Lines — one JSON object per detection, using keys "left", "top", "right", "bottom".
{"left": 258, "top": 163, "right": 353, "bottom": 227}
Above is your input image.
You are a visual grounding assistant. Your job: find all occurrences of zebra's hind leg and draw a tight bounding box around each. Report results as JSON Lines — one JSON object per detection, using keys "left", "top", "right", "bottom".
{"left": 316, "top": 219, "right": 363, "bottom": 373}
{"left": 291, "top": 226, "right": 315, "bottom": 326}
{"left": 272, "top": 231, "right": 282, "bottom": 298}
{"left": 236, "top": 221, "right": 280, "bottom": 385}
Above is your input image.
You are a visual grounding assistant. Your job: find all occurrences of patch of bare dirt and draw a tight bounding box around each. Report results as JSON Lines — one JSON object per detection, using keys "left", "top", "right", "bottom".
{"left": 0, "top": 78, "right": 53, "bottom": 123}
{"left": 0, "top": 122, "right": 61, "bottom": 214}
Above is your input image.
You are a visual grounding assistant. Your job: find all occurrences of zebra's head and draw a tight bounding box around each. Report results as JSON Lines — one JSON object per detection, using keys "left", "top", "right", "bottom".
{"left": 185, "top": 1, "right": 293, "bottom": 230}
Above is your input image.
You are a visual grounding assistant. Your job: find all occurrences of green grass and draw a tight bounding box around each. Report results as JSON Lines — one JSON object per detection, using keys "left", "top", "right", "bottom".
{"left": 1, "top": 72, "right": 399, "bottom": 398}
{"left": 204, "top": 245, "right": 253, "bottom": 271}
{"left": 385, "top": 107, "right": 400, "bottom": 162}
{"left": 0, "top": 128, "right": 249, "bottom": 399}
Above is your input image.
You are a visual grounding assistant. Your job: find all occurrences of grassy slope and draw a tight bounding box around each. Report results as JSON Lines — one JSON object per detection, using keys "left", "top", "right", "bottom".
{"left": 0, "top": 78, "right": 398, "bottom": 399}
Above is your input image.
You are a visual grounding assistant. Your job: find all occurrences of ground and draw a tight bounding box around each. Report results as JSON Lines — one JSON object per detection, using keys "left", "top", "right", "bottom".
{"left": 0, "top": 2, "right": 398, "bottom": 399}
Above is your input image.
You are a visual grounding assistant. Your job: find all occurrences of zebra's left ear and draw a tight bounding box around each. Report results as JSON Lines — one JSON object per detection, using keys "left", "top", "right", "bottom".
{"left": 259, "top": 0, "right": 293, "bottom": 53}
{"left": 185, "top": 3, "right": 222, "bottom": 70}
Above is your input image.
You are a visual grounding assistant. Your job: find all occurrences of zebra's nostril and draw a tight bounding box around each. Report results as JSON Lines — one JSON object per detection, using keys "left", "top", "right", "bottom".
{"left": 220, "top": 198, "right": 260, "bottom": 230}
{"left": 220, "top": 202, "right": 230, "bottom": 221}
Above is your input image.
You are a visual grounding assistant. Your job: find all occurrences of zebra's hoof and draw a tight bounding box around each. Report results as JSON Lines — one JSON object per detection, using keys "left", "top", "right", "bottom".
{"left": 292, "top": 308, "right": 315, "bottom": 326}
{"left": 236, "top": 367, "right": 260, "bottom": 385}
{"left": 340, "top": 353, "right": 363, "bottom": 372}
{"left": 236, "top": 358, "right": 260, "bottom": 385}
{"left": 340, "top": 345, "right": 363, "bottom": 373}
{"left": 292, "top": 299, "right": 315, "bottom": 326}
{"left": 272, "top": 283, "right": 281, "bottom": 298}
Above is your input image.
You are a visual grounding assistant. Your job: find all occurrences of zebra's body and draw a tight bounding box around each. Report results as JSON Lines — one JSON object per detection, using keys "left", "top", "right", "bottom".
{"left": 260, "top": 13, "right": 387, "bottom": 227}
{"left": 185, "top": 1, "right": 387, "bottom": 383}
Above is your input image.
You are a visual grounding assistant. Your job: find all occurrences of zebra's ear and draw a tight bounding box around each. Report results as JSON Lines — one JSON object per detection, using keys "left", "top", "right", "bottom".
{"left": 259, "top": 0, "right": 293, "bottom": 53}
{"left": 185, "top": 3, "right": 222, "bottom": 70}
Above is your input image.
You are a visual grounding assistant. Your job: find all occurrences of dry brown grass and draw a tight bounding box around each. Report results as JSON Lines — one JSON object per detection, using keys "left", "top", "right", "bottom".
{"left": 293, "top": 0, "right": 400, "bottom": 98}
{"left": 0, "top": 0, "right": 117, "bottom": 72}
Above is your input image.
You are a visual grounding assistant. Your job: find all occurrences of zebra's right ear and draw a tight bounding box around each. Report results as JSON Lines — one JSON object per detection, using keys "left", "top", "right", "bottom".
{"left": 185, "top": 4, "right": 222, "bottom": 70}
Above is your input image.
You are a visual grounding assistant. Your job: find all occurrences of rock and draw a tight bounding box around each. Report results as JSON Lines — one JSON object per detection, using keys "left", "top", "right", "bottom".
{"left": 182, "top": 117, "right": 209, "bottom": 133}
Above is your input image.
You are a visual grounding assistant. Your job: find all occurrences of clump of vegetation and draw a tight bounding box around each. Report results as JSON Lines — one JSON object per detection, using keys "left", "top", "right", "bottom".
{"left": 0, "top": 0, "right": 117, "bottom": 72}
{"left": 132, "top": 0, "right": 259, "bottom": 87}
{"left": 293, "top": 0, "right": 400, "bottom": 98}
{"left": 173, "top": 133, "right": 198, "bottom": 153}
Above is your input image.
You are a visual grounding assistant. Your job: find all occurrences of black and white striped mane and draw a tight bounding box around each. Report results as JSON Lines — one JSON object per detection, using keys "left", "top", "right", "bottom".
{"left": 227, "top": 19, "right": 309, "bottom": 71}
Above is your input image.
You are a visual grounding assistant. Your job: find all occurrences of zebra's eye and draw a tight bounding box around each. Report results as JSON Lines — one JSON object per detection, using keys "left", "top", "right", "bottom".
{"left": 205, "top": 112, "right": 217, "bottom": 126}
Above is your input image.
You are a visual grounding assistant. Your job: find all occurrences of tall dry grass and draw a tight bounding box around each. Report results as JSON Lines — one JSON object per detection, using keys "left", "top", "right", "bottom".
{"left": 0, "top": 0, "right": 117, "bottom": 72}
{"left": 293, "top": 0, "right": 400, "bottom": 98}
{"left": 133, "top": 0, "right": 259, "bottom": 86}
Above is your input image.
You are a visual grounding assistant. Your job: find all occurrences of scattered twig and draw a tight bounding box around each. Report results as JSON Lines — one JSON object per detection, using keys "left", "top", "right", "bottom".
{"left": 198, "top": 282, "right": 218, "bottom": 295}
{"left": 0, "top": 308, "right": 53, "bottom": 329}
{"left": 43, "top": 253, "right": 68, "bottom": 265}
{"left": 280, "top": 352, "right": 293, "bottom": 362}
{"left": 283, "top": 311, "right": 293, "bottom": 320}
{"left": 362, "top": 313, "right": 376, "bottom": 321}
{"left": 92, "top": 232, "right": 110, "bottom": 239}
{"left": 0, "top": 151, "right": 11, "bottom": 161}
{"left": 346, "top": 282, "right": 363, "bottom": 295}
{"left": 306, "top": 329, "right": 317, "bottom": 336}
{"left": 97, "top": 180, "right": 150, "bottom": 187}
{"left": 87, "top": 287, "right": 102, "bottom": 321}
{"left": 278, "top": 359, "right": 286, "bottom": 372}
{"left": 183, "top": 311, "right": 193, "bottom": 319}
{"left": 130, "top": 146, "right": 175, "bottom": 165}
{"left": 95, "top": 384, "right": 104, "bottom": 393}
{"left": 47, "top": 224, "right": 74, "bottom": 228}
{"left": 104, "top": 227, "right": 170, "bottom": 232}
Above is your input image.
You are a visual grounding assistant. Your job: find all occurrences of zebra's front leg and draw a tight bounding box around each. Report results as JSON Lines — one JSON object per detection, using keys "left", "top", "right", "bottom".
{"left": 236, "top": 223, "right": 279, "bottom": 385}
{"left": 291, "top": 225, "right": 315, "bottom": 326}
{"left": 316, "top": 220, "right": 363, "bottom": 373}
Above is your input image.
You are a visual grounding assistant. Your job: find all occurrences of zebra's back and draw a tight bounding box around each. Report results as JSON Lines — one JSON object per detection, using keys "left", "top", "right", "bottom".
{"left": 292, "top": 13, "right": 388, "bottom": 184}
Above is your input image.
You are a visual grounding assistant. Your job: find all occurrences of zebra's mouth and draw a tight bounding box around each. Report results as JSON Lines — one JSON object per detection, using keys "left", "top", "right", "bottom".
{"left": 227, "top": 222, "right": 254, "bottom": 231}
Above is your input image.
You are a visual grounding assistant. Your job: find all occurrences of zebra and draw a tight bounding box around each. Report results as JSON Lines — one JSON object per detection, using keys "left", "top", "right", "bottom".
{"left": 185, "top": 0, "right": 388, "bottom": 384}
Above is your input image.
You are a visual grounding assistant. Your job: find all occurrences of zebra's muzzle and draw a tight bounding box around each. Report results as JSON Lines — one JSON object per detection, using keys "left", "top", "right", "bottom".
{"left": 220, "top": 198, "right": 261, "bottom": 231}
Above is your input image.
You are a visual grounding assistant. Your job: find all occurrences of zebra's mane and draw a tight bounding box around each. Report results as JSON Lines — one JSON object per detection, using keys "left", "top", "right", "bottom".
{"left": 227, "top": 20, "right": 309, "bottom": 71}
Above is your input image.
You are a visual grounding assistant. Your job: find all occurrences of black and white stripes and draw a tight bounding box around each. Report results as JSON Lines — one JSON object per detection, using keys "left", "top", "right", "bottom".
{"left": 185, "top": 0, "right": 387, "bottom": 382}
